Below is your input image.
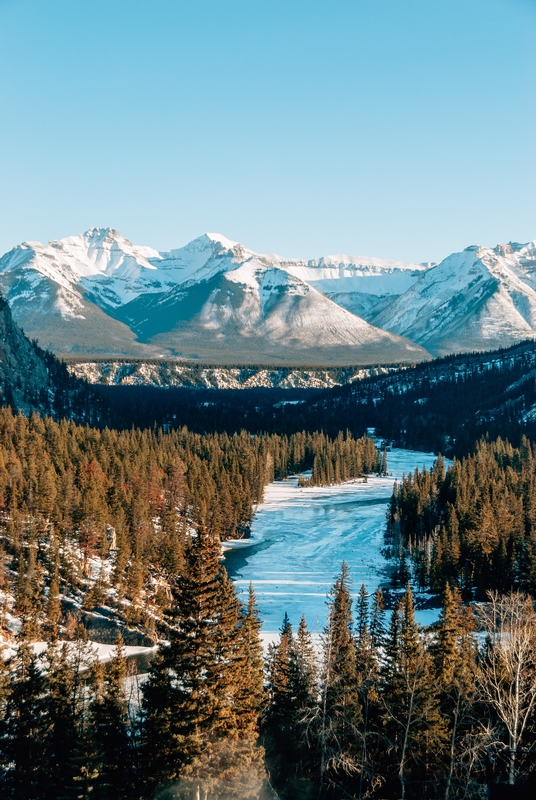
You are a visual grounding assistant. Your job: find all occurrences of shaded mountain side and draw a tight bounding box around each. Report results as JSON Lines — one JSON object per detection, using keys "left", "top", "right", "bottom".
{"left": 270, "top": 340, "right": 536, "bottom": 456}
{"left": 3, "top": 226, "right": 536, "bottom": 361}
{"left": 0, "top": 227, "right": 431, "bottom": 363}
{"left": 0, "top": 269, "right": 170, "bottom": 358}
{"left": 374, "top": 241, "right": 536, "bottom": 355}
{"left": 0, "top": 295, "right": 106, "bottom": 424}
{"left": 114, "top": 269, "right": 430, "bottom": 365}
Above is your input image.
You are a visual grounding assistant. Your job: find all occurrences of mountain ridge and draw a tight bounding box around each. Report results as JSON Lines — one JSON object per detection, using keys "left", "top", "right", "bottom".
{"left": 0, "top": 228, "right": 431, "bottom": 364}
{"left": 0, "top": 227, "right": 535, "bottom": 363}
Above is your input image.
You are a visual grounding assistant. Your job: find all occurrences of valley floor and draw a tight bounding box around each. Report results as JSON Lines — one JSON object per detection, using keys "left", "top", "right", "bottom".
{"left": 224, "top": 447, "right": 442, "bottom": 632}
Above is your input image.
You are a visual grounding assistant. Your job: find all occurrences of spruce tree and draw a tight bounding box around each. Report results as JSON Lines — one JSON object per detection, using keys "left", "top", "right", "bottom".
{"left": 432, "top": 585, "right": 477, "bottom": 800}
{"left": 141, "top": 529, "right": 266, "bottom": 796}
{"left": 263, "top": 613, "right": 295, "bottom": 795}
{"left": 42, "top": 642, "right": 79, "bottom": 800}
{"left": 87, "top": 635, "right": 133, "bottom": 800}
{"left": 381, "top": 584, "right": 446, "bottom": 799}
{"left": 288, "top": 615, "right": 318, "bottom": 800}
{"left": 318, "top": 563, "right": 362, "bottom": 797}
{"left": 0, "top": 641, "right": 47, "bottom": 800}
{"left": 355, "top": 585, "right": 381, "bottom": 799}
{"left": 235, "top": 584, "right": 264, "bottom": 733}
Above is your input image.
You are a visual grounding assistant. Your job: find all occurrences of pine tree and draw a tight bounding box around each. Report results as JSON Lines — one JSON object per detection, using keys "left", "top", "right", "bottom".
{"left": 0, "top": 641, "right": 47, "bottom": 800}
{"left": 45, "top": 567, "right": 62, "bottom": 642}
{"left": 42, "top": 642, "right": 79, "bottom": 800}
{"left": 370, "top": 587, "right": 386, "bottom": 650}
{"left": 87, "top": 635, "right": 133, "bottom": 800}
{"left": 355, "top": 585, "right": 381, "bottom": 799}
{"left": 50, "top": 633, "right": 99, "bottom": 800}
{"left": 288, "top": 615, "right": 318, "bottom": 800}
{"left": 236, "top": 584, "right": 264, "bottom": 732}
{"left": 263, "top": 613, "right": 296, "bottom": 795}
{"left": 291, "top": 614, "right": 318, "bottom": 723}
{"left": 432, "top": 585, "right": 477, "bottom": 800}
{"left": 141, "top": 529, "right": 266, "bottom": 795}
{"left": 318, "top": 563, "right": 362, "bottom": 797}
{"left": 381, "top": 584, "right": 446, "bottom": 799}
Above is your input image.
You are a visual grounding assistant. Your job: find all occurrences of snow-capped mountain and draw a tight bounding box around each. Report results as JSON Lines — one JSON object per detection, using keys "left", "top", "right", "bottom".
{"left": 374, "top": 240, "right": 536, "bottom": 356}
{"left": 115, "top": 244, "right": 428, "bottom": 364}
{"left": 284, "top": 255, "right": 429, "bottom": 319}
{"left": 0, "top": 228, "right": 430, "bottom": 363}
{"left": 0, "top": 229, "right": 247, "bottom": 357}
{"left": 1, "top": 227, "right": 535, "bottom": 363}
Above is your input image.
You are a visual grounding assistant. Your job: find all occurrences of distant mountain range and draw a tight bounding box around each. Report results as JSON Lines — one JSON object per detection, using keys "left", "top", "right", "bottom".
{"left": 0, "top": 228, "right": 534, "bottom": 364}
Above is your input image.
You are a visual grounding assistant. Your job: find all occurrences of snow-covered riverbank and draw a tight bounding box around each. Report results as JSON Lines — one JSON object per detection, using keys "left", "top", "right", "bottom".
{"left": 224, "top": 448, "right": 444, "bottom": 633}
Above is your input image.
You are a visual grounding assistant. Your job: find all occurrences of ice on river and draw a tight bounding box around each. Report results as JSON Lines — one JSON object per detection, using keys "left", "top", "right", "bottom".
{"left": 224, "top": 448, "right": 441, "bottom": 633}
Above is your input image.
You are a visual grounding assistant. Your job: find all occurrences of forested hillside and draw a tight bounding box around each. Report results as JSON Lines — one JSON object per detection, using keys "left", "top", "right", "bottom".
{"left": 264, "top": 576, "right": 536, "bottom": 799}
{"left": 0, "top": 408, "right": 379, "bottom": 643}
{"left": 93, "top": 340, "right": 536, "bottom": 459}
{"left": 1, "top": 318, "right": 536, "bottom": 796}
{"left": 387, "top": 436, "right": 536, "bottom": 599}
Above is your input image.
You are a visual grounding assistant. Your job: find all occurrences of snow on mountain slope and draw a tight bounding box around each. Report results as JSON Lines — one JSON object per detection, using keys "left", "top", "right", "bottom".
{"left": 0, "top": 228, "right": 238, "bottom": 311}
{"left": 117, "top": 254, "right": 430, "bottom": 364}
{"left": 285, "top": 254, "right": 427, "bottom": 295}
{"left": 0, "top": 228, "right": 427, "bottom": 319}
{"left": 283, "top": 255, "right": 429, "bottom": 320}
{"left": 374, "top": 241, "right": 536, "bottom": 356}
{"left": 1, "top": 227, "right": 535, "bottom": 362}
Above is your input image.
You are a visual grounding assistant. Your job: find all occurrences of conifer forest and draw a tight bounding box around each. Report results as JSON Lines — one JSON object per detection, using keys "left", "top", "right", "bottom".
{"left": 1, "top": 345, "right": 536, "bottom": 798}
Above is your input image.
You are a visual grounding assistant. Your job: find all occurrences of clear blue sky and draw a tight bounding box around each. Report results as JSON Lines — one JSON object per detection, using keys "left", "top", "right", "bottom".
{"left": 0, "top": 0, "right": 534, "bottom": 262}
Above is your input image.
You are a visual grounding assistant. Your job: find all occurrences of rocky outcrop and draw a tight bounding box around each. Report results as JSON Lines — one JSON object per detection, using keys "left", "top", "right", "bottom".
{"left": 67, "top": 360, "right": 402, "bottom": 389}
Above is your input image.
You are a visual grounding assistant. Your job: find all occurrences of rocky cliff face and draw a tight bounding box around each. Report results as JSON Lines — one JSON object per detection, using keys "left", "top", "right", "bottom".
{"left": 67, "top": 360, "right": 401, "bottom": 389}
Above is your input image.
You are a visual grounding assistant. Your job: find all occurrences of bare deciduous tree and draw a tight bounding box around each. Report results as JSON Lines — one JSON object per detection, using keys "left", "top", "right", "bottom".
{"left": 476, "top": 591, "right": 536, "bottom": 786}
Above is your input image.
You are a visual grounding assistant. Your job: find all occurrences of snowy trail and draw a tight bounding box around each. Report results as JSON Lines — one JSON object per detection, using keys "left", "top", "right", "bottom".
{"left": 224, "top": 448, "right": 441, "bottom": 633}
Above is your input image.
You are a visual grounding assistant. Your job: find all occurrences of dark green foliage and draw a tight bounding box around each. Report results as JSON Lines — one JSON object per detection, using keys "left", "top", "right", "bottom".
{"left": 380, "top": 585, "right": 446, "bottom": 799}
{"left": 96, "top": 340, "right": 536, "bottom": 459}
{"left": 263, "top": 613, "right": 318, "bottom": 800}
{"left": 388, "top": 436, "right": 536, "bottom": 598}
{"left": 141, "top": 529, "right": 266, "bottom": 794}
{"left": 0, "top": 641, "right": 47, "bottom": 799}
{"left": 86, "top": 636, "right": 133, "bottom": 800}
{"left": 318, "top": 563, "right": 362, "bottom": 797}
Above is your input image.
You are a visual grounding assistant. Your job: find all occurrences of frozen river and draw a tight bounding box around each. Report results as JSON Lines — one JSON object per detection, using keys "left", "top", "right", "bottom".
{"left": 224, "top": 448, "right": 441, "bottom": 633}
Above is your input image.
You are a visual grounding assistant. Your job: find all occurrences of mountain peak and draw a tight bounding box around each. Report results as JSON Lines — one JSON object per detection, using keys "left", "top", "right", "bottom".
{"left": 81, "top": 227, "right": 128, "bottom": 244}
{"left": 204, "top": 232, "right": 239, "bottom": 250}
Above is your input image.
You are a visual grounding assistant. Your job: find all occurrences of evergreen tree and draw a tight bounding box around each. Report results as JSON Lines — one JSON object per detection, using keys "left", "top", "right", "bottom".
{"left": 263, "top": 613, "right": 295, "bottom": 795}
{"left": 87, "top": 635, "right": 133, "bottom": 800}
{"left": 0, "top": 641, "right": 47, "bottom": 800}
{"left": 42, "top": 642, "right": 79, "bottom": 800}
{"left": 45, "top": 567, "right": 62, "bottom": 642}
{"left": 432, "top": 585, "right": 478, "bottom": 800}
{"left": 236, "top": 584, "right": 264, "bottom": 733}
{"left": 381, "top": 584, "right": 446, "bottom": 799}
{"left": 141, "top": 529, "right": 266, "bottom": 795}
{"left": 288, "top": 615, "right": 318, "bottom": 800}
{"left": 355, "top": 585, "right": 381, "bottom": 799}
{"left": 370, "top": 587, "right": 386, "bottom": 651}
{"left": 318, "top": 563, "right": 362, "bottom": 797}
